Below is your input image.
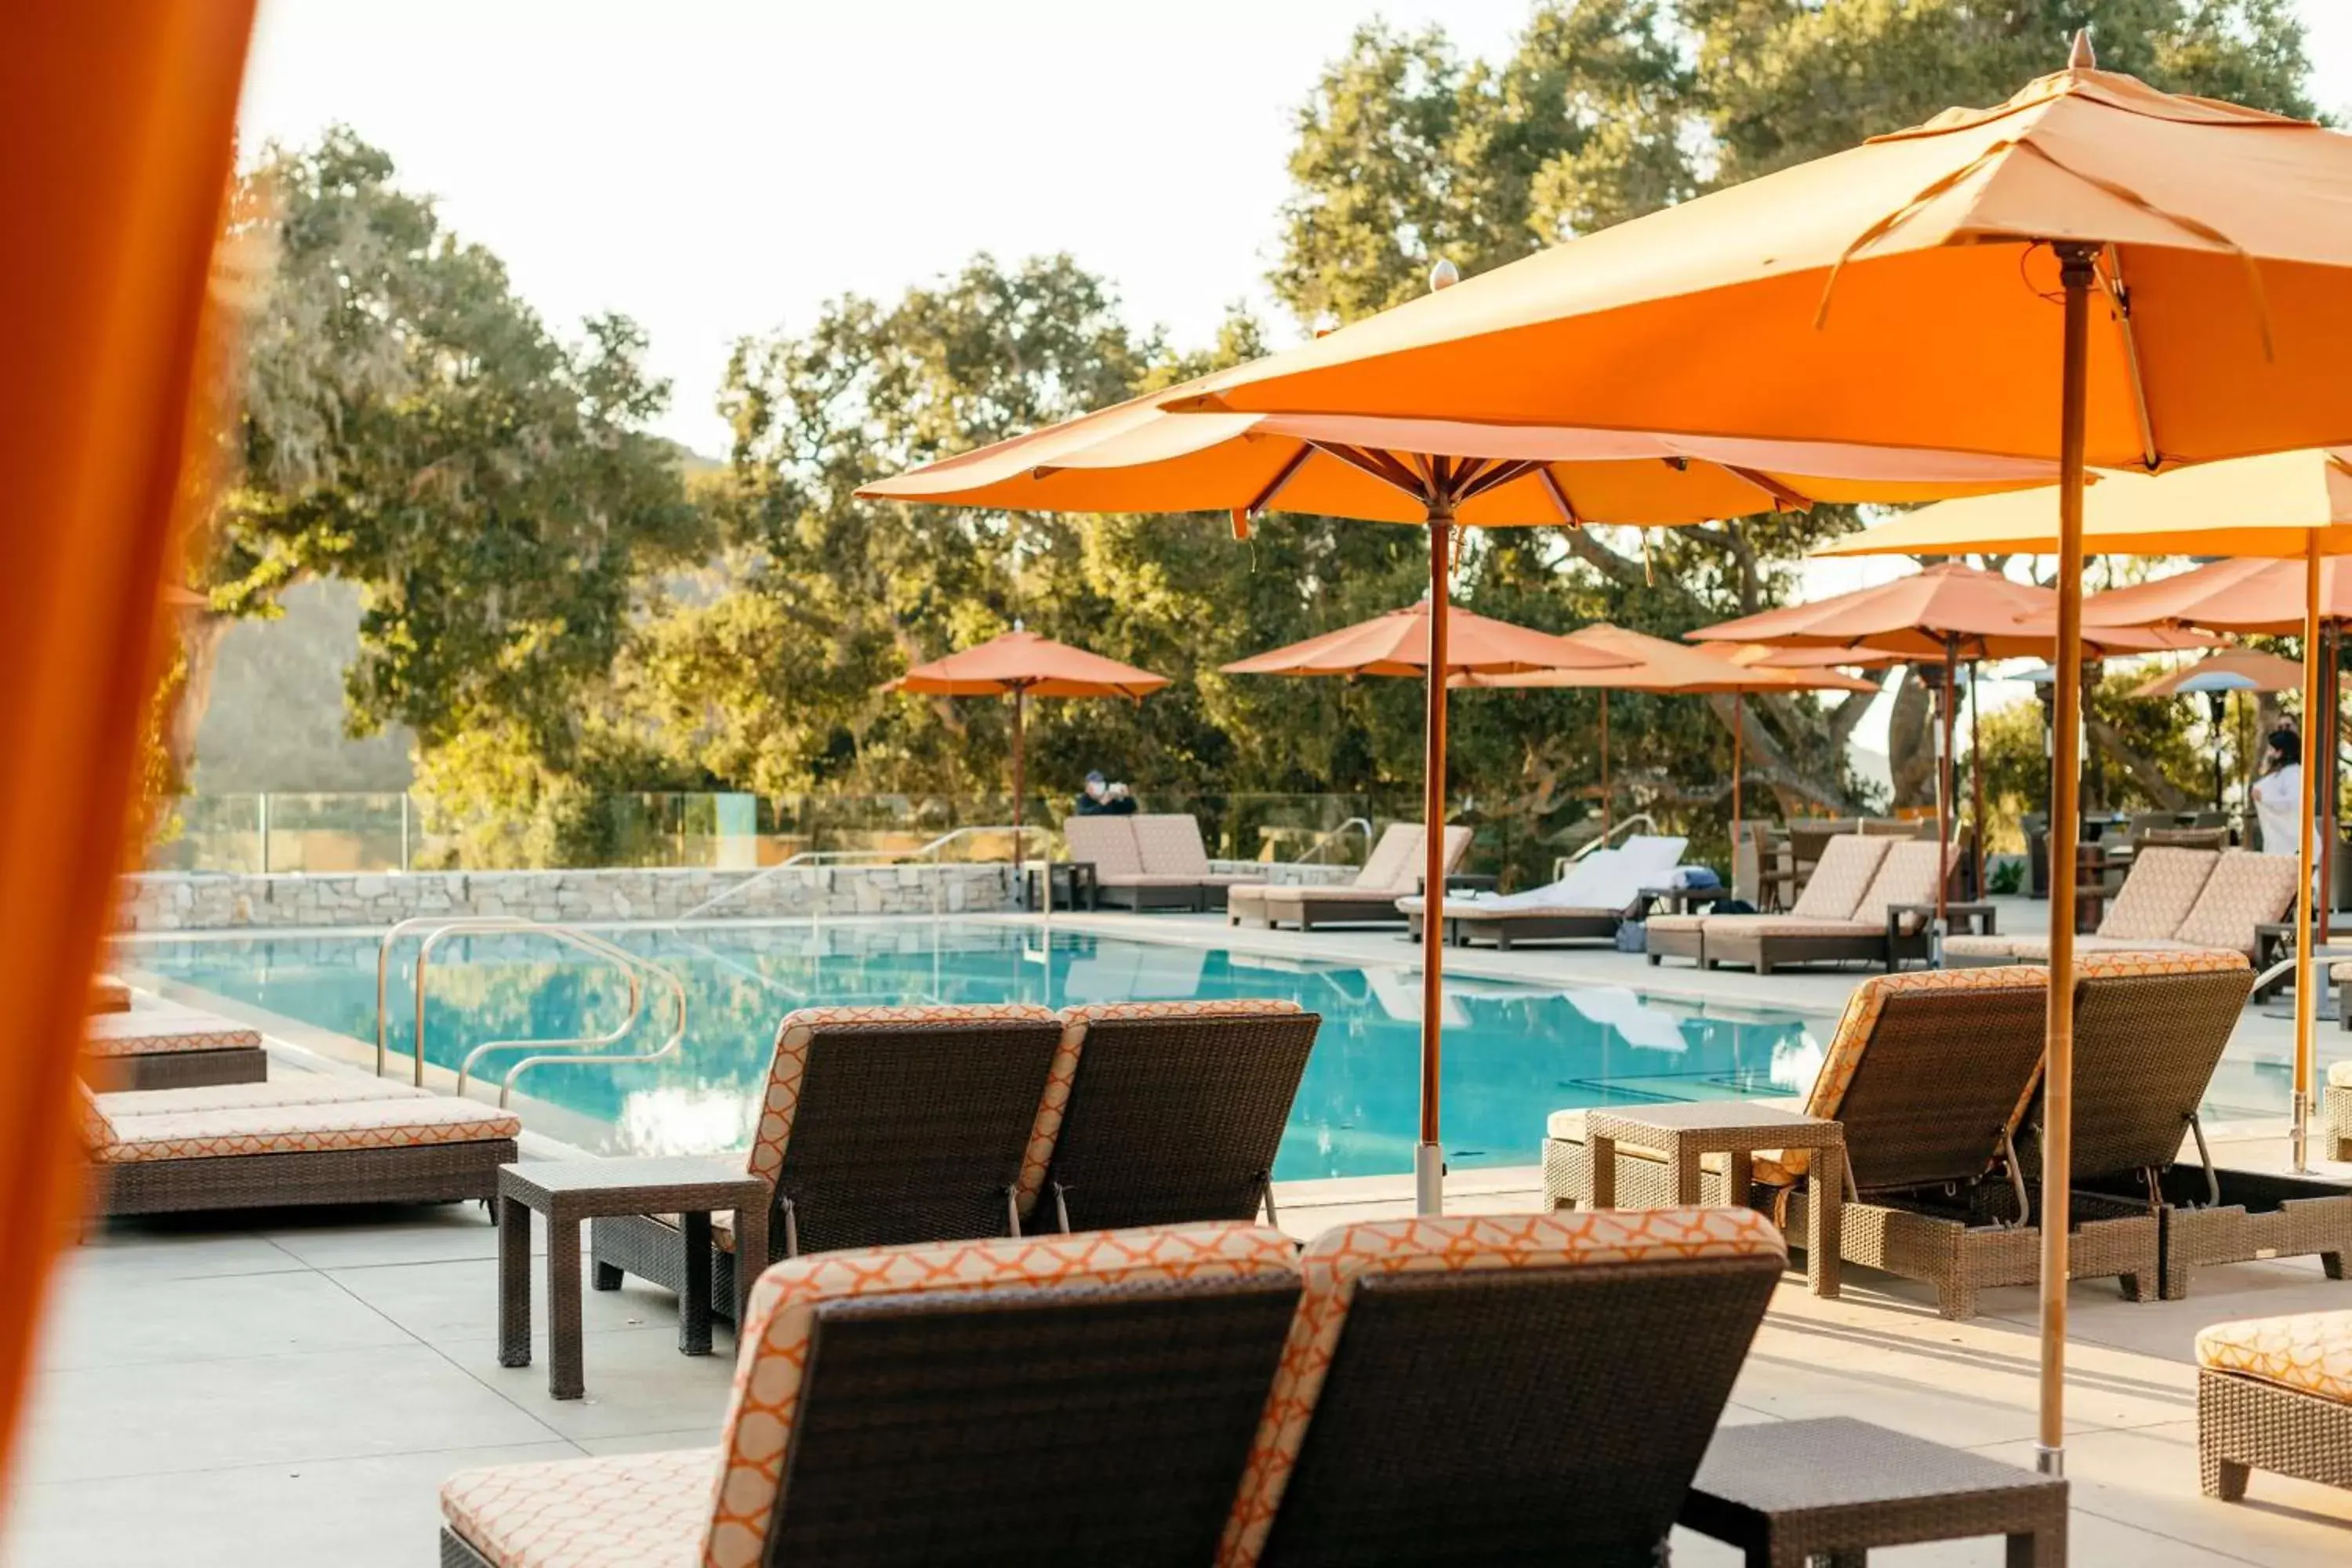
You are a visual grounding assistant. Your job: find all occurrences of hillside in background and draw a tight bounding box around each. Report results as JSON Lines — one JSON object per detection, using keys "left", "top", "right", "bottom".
{"left": 191, "top": 580, "right": 416, "bottom": 793}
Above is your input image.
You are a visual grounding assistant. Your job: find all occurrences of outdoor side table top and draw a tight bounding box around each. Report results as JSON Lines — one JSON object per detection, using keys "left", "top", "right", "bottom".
{"left": 497, "top": 1157, "right": 769, "bottom": 1401}
{"left": 1581, "top": 1100, "right": 1845, "bottom": 1298}
{"left": 1681, "top": 1416, "right": 2067, "bottom": 1566}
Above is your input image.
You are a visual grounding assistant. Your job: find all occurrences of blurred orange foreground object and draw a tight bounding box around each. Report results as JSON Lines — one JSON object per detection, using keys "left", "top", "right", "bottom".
{"left": 0, "top": 2, "right": 255, "bottom": 1493}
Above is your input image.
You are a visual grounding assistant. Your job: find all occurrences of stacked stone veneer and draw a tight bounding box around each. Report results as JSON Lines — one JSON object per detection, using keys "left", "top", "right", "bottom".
{"left": 116, "top": 864, "right": 1017, "bottom": 931}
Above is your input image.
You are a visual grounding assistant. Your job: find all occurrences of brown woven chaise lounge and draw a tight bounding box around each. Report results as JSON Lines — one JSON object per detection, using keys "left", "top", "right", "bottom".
{"left": 75, "top": 1077, "right": 518, "bottom": 1217}
{"left": 445, "top": 1223, "right": 1305, "bottom": 1568}
{"left": 1648, "top": 832, "right": 1900, "bottom": 972}
{"left": 2024, "top": 952, "right": 2352, "bottom": 1298}
{"left": 2197, "top": 1308, "right": 2352, "bottom": 1503}
{"left": 1548, "top": 966, "right": 2159, "bottom": 1318}
{"left": 1944, "top": 844, "right": 2296, "bottom": 965}
{"left": 1228, "top": 822, "right": 1471, "bottom": 931}
{"left": 82, "top": 1001, "right": 268, "bottom": 1092}
{"left": 1699, "top": 837, "right": 1951, "bottom": 975}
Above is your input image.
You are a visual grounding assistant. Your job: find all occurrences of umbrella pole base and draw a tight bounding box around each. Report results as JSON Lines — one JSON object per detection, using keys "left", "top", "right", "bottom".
{"left": 1414, "top": 1142, "right": 1444, "bottom": 1217}
{"left": 2035, "top": 1445, "right": 2064, "bottom": 1479}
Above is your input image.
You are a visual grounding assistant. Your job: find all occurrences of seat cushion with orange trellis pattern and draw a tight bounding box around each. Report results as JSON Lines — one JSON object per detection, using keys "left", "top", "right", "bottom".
{"left": 71, "top": 1083, "right": 114, "bottom": 1154}
{"left": 442, "top": 1444, "right": 713, "bottom": 1568}
{"left": 100, "top": 1076, "right": 434, "bottom": 1117}
{"left": 2170, "top": 850, "right": 2301, "bottom": 956}
{"left": 2076, "top": 947, "right": 2252, "bottom": 983}
{"left": 740, "top": 1003, "right": 1060, "bottom": 1192}
{"left": 1750, "top": 964, "right": 2046, "bottom": 1185}
{"left": 703, "top": 1221, "right": 1299, "bottom": 1568}
{"left": 84, "top": 1007, "right": 260, "bottom": 1058}
{"left": 91, "top": 975, "right": 131, "bottom": 1012}
{"left": 1215, "top": 1210, "right": 1785, "bottom": 1568}
{"left": 91, "top": 1094, "right": 520, "bottom": 1164}
{"left": 1015, "top": 999, "right": 1305, "bottom": 1218}
{"left": 2196, "top": 1310, "right": 2352, "bottom": 1405}
{"left": 2097, "top": 845, "right": 2220, "bottom": 940}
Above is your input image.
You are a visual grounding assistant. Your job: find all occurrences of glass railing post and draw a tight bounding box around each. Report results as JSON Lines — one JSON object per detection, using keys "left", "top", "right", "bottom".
{"left": 257, "top": 792, "right": 270, "bottom": 876}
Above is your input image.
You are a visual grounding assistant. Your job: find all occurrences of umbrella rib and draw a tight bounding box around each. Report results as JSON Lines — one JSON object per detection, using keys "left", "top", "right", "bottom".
{"left": 1537, "top": 466, "right": 1583, "bottom": 526}
{"left": 1243, "top": 441, "right": 1317, "bottom": 519}
{"left": 1310, "top": 441, "right": 1433, "bottom": 503}
{"left": 1454, "top": 459, "right": 1539, "bottom": 503}
{"left": 1722, "top": 465, "right": 1816, "bottom": 514}
{"left": 2096, "top": 245, "right": 2162, "bottom": 472}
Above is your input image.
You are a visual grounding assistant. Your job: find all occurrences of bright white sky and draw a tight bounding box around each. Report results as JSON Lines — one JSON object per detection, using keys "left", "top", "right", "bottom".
{"left": 235, "top": 1, "right": 2352, "bottom": 770}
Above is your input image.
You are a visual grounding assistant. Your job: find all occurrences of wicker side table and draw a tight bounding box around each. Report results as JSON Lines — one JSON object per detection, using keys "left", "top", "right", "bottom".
{"left": 497, "top": 1157, "right": 769, "bottom": 1400}
{"left": 1584, "top": 1100, "right": 1845, "bottom": 1298}
{"left": 1682, "top": 1417, "right": 2067, "bottom": 1566}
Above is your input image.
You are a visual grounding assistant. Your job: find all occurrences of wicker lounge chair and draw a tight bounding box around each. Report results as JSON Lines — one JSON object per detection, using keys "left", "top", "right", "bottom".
{"left": 2328, "top": 1059, "right": 2352, "bottom": 1160}
{"left": 2027, "top": 952, "right": 2351, "bottom": 1298}
{"left": 1548, "top": 967, "right": 2159, "bottom": 1318}
{"left": 82, "top": 1002, "right": 268, "bottom": 1092}
{"left": 1946, "top": 845, "right": 2296, "bottom": 964}
{"left": 441, "top": 1224, "right": 1305, "bottom": 1568}
{"left": 1646, "top": 831, "right": 1893, "bottom": 970}
{"left": 90, "top": 975, "right": 130, "bottom": 1013}
{"left": 589, "top": 1004, "right": 1067, "bottom": 1316}
{"left": 1131, "top": 813, "right": 1268, "bottom": 910}
{"left": 1403, "top": 834, "right": 1686, "bottom": 949}
{"left": 1229, "top": 823, "right": 1471, "bottom": 931}
{"left": 1697, "top": 837, "right": 1952, "bottom": 975}
{"left": 1218, "top": 1210, "right": 1785, "bottom": 1567}
{"left": 76, "top": 1079, "right": 517, "bottom": 1218}
{"left": 1021, "top": 1000, "right": 1320, "bottom": 1233}
{"left": 2198, "top": 1309, "right": 2352, "bottom": 1502}
{"left": 1062, "top": 814, "right": 1209, "bottom": 910}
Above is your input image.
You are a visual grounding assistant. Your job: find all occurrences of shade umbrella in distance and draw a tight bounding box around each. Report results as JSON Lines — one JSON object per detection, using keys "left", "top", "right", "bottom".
{"left": 1153, "top": 38, "right": 2352, "bottom": 1472}
{"left": 2135, "top": 648, "right": 2308, "bottom": 816}
{"left": 884, "top": 628, "right": 1167, "bottom": 901}
{"left": 862, "top": 388, "right": 2050, "bottom": 1220}
{"left": 1456, "top": 626, "right": 1874, "bottom": 890}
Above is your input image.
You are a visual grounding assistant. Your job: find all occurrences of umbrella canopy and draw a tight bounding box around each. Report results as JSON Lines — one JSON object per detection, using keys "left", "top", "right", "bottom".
{"left": 1218, "top": 599, "right": 1627, "bottom": 680}
{"left": 2134, "top": 648, "right": 2306, "bottom": 697}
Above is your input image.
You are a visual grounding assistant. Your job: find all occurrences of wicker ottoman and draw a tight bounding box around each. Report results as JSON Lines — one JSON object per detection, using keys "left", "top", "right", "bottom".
{"left": 2198, "top": 1308, "right": 2352, "bottom": 1501}
{"left": 2326, "top": 1059, "right": 2352, "bottom": 1163}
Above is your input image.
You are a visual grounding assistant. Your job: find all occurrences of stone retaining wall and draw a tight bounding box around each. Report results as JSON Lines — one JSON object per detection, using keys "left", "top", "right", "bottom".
{"left": 117, "top": 864, "right": 1016, "bottom": 931}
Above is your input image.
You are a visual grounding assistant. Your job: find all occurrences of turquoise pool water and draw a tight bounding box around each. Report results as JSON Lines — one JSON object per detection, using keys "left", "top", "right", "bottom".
{"left": 122, "top": 923, "right": 1828, "bottom": 1180}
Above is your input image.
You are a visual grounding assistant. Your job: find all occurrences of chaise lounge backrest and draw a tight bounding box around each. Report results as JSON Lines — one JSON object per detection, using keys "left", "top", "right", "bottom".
{"left": 2169, "top": 850, "right": 2301, "bottom": 957}
{"left": 1019, "top": 1000, "right": 1321, "bottom": 1231}
{"left": 1849, "top": 838, "right": 1951, "bottom": 930}
{"left": 1787, "top": 833, "right": 1894, "bottom": 921}
{"left": 1134, "top": 814, "right": 1214, "bottom": 877}
{"left": 2096, "top": 845, "right": 2219, "bottom": 942}
{"left": 745, "top": 1004, "right": 1066, "bottom": 1256}
{"left": 1219, "top": 1210, "right": 1785, "bottom": 1567}
{"left": 1062, "top": 815, "right": 1145, "bottom": 878}
{"left": 1353, "top": 823, "right": 1424, "bottom": 890}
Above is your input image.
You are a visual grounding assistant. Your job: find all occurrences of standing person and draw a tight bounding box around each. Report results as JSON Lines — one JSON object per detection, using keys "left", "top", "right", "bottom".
{"left": 2252, "top": 726, "right": 2318, "bottom": 871}
{"left": 1074, "top": 771, "right": 1136, "bottom": 816}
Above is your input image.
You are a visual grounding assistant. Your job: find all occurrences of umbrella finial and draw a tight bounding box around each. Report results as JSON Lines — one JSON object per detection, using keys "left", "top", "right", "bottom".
{"left": 1428, "top": 257, "right": 1461, "bottom": 292}
{"left": 2067, "top": 27, "right": 2096, "bottom": 70}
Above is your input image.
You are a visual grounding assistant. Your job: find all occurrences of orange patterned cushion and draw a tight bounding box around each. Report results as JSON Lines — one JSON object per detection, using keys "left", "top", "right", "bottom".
{"left": 1016, "top": 1000, "right": 1304, "bottom": 1217}
{"left": 2170, "top": 851, "right": 2300, "bottom": 956}
{"left": 84, "top": 1008, "right": 261, "bottom": 1058}
{"left": 1132, "top": 814, "right": 1214, "bottom": 877}
{"left": 1217, "top": 1210, "right": 1785, "bottom": 1567}
{"left": 91, "top": 976, "right": 132, "bottom": 1012}
{"left": 1753, "top": 964, "right": 2046, "bottom": 1183}
{"left": 2097, "top": 846, "right": 2218, "bottom": 940}
{"left": 99, "top": 1077, "right": 433, "bottom": 1116}
{"left": 443, "top": 1445, "right": 713, "bottom": 1568}
{"left": 742, "top": 1004, "right": 1058, "bottom": 1190}
{"left": 2196, "top": 1310, "right": 2352, "bottom": 1405}
{"left": 1789, "top": 834, "right": 1893, "bottom": 920}
{"left": 93, "top": 1095, "right": 520, "bottom": 1164}
{"left": 706, "top": 1222, "right": 1299, "bottom": 1568}
{"left": 71, "top": 1083, "right": 114, "bottom": 1153}
{"left": 2074, "top": 949, "right": 2251, "bottom": 982}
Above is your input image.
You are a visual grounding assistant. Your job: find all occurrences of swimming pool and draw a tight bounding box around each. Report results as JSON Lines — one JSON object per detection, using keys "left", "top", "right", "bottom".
{"left": 122, "top": 922, "right": 1830, "bottom": 1180}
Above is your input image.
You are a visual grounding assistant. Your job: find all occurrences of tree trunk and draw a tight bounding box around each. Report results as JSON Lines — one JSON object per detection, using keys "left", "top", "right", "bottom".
{"left": 2085, "top": 718, "right": 2191, "bottom": 811}
{"left": 1887, "top": 667, "right": 1936, "bottom": 810}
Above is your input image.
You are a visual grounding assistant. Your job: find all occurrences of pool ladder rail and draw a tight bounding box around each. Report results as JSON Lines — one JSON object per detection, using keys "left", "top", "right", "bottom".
{"left": 374, "top": 916, "right": 686, "bottom": 1108}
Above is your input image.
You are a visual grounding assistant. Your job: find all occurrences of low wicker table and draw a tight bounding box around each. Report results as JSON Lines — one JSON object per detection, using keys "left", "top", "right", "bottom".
{"left": 497, "top": 1158, "right": 769, "bottom": 1400}
{"left": 1584, "top": 1100, "right": 1845, "bottom": 1298}
{"left": 1682, "top": 1417, "right": 2067, "bottom": 1566}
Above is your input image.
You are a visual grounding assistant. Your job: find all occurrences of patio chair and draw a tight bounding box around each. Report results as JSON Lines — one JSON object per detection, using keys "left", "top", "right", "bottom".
{"left": 1229, "top": 824, "right": 1472, "bottom": 931}
{"left": 82, "top": 1002, "right": 267, "bottom": 1092}
{"left": 2023, "top": 952, "right": 2351, "bottom": 1298}
{"left": 2328, "top": 1058, "right": 2352, "bottom": 1160}
{"left": 2197, "top": 1308, "right": 2352, "bottom": 1502}
{"left": 1218, "top": 1210, "right": 1785, "bottom": 1567}
{"left": 1946, "top": 846, "right": 2294, "bottom": 964}
{"left": 441, "top": 1225, "right": 1305, "bottom": 1568}
{"left": 1063, "top": 814, "right": 1206, "bottom": 911}
{"left": 75, "top": 1079, "right": 517, "bottom": 1218}
{"left": 1547, "top": 967, "right": 2158, "bottom": 1318}
{"left": 1403, "top": 834, "right": 1686, "bottom": 950}
{"left": 1646, "top": 831, "right": 1891, "bottom": 969}
{"left": 1021, "top": 1000, "right": 1320, "bottom": 1233}
{"left": 589, "top": 1004, "right": 1066, "bottom": 1316}
{"left": 1696, "top": 837, "right": 1951, "bottom": 975}
{"left": 1131, "top": 812, "right": 1268, "bottom": 910}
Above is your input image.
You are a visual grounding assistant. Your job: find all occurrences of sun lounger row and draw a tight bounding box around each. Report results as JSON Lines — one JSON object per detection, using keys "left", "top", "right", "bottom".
{"left": 1229, "top": 822, "right": 1471, "bottom": 931}
{"left": 1947, "top": 844, "right": 2296, "bottom": 964}
{"left": 83, "top": 1000, "right": 268, "bottom": 1092}
{"left": 590, "top": 998, "right": 1321, "bottom": 1315}
{"left": 1648, "top": 833, "right": 1951, "bottom": 974}
{"left": 442, "top": 1209, "right": 1786, "bottom": 1568}
{"left": 1549, "top": 952, "right": 2352, "bottom": 1316}
{"left": 1403, "top": 833, "right": 1687, "bottom": 949}
{"left": 1062, "top": 813, "right": 1267, "bottom": 910}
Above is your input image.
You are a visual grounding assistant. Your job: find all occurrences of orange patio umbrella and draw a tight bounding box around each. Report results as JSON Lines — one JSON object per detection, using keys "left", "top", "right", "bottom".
{"left": 1219, "top": 597, "right": 1628, "bottom": 680}
{"left": 884, "top": 628, "right": 1167, "bottom": 898}
{"left": 2135, "top": 648, "right": 2307, "bottom": 818}
{"left": 1457, "top": 626, "right": 1874, "bottom": 884}
{"left": 862, "top": 390, "right": 2049, "bottom": 1220}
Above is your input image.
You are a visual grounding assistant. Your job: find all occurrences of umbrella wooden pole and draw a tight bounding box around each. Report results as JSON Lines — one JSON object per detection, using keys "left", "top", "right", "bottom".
{"left": 2324, "top": 622, "right": 2339, "bottom": 945}
{"left": 1011, "top": 684, "right": 1027, "bottom": 911}
{"left": 1731, "top": 691, "right": 1744, "bottom": 900}
{"left": 1971, "top": 660, "right": 1987, "bottom": 901}
{"left": 2037, "top": 244, "right": 2096, "bottom": 1477}
{"left": 2295, "top": 536, "right": 2321, "bottom": 1172}
{"left": 1600, "top": 690, "right": 1612, "bottom": 838}
{"left": 1940, "top": 637, "right": 1957, "bottom": 924}
{"left": 1417, "top": 506, "right": 1453, "bottom": 1217}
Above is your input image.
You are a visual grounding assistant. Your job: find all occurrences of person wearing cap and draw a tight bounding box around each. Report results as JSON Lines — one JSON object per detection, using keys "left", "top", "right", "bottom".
{"left": 1074, "top": 771, "right": 1135, "bottom": 816}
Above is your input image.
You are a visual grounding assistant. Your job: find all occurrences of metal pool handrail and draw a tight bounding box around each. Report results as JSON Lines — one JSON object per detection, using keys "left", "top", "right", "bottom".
{"left": 465, "top": 939, "right": 689, "bottom": 1109}
{"left": 1289, "top": 816, "right": 1374, "bottom": 865}
{"left": 376, "top": 916, "right": 652, "bottom": 1089}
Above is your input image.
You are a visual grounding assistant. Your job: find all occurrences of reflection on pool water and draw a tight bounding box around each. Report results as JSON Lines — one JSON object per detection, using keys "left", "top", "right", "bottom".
{"left": 125, "top": 921, "right": 1831, "bottom": 1179}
